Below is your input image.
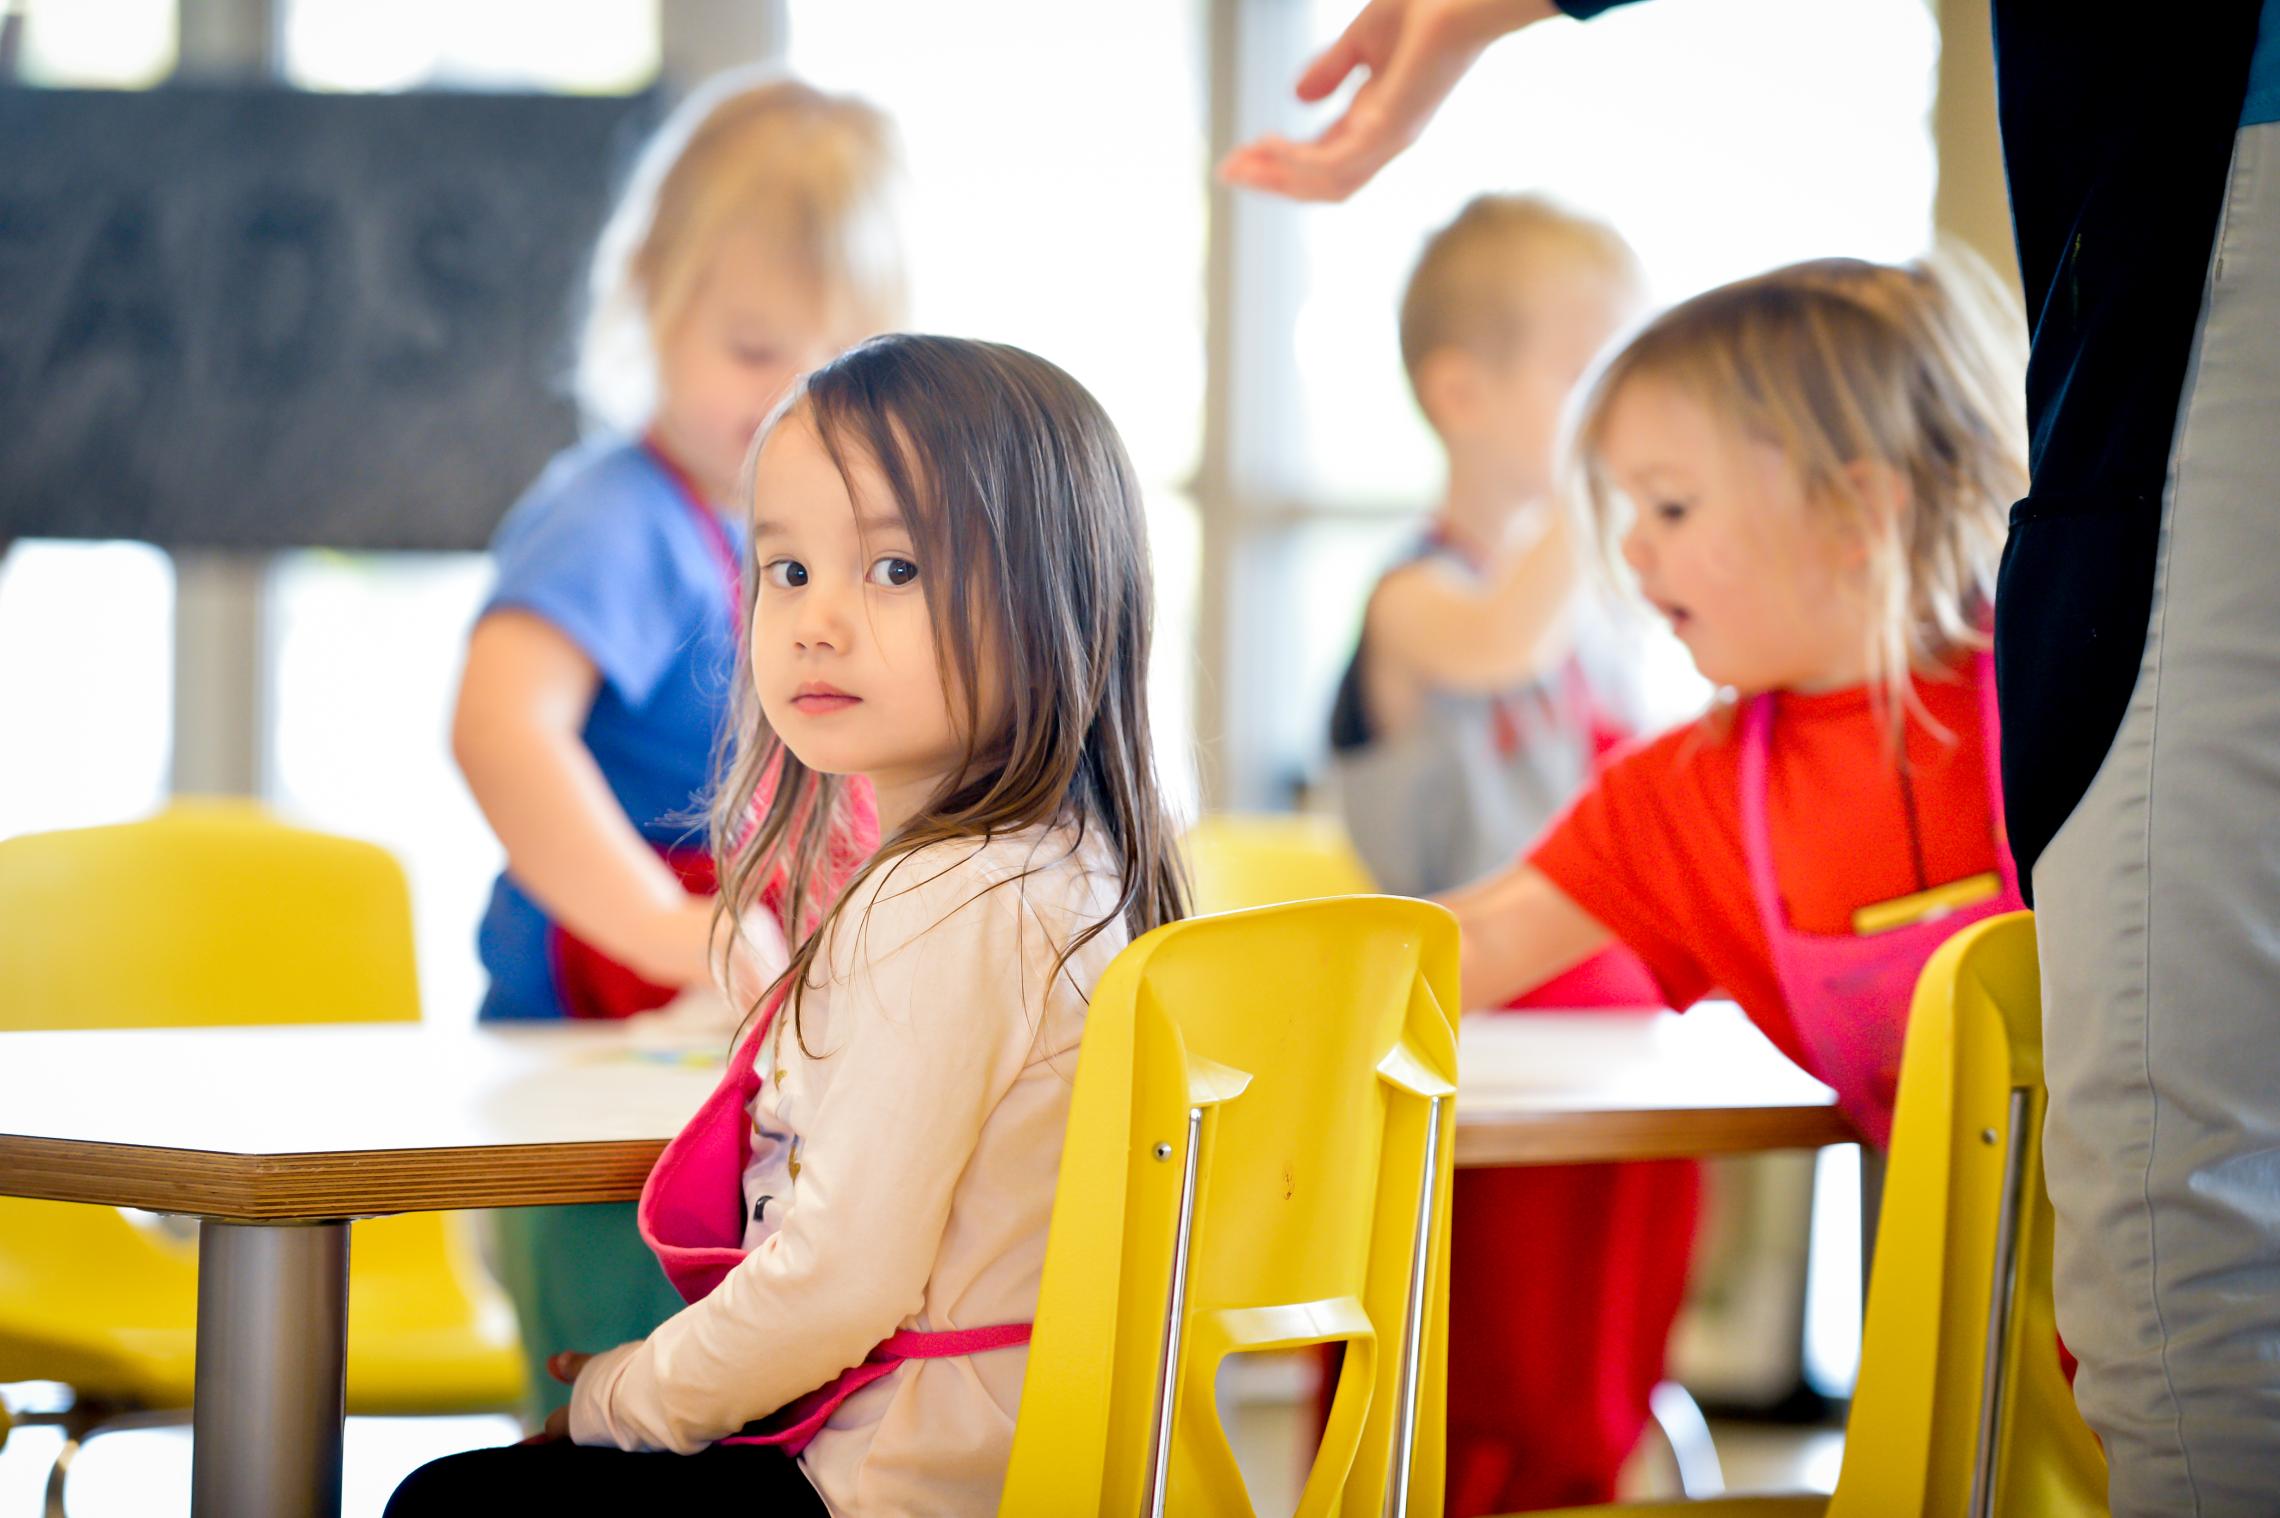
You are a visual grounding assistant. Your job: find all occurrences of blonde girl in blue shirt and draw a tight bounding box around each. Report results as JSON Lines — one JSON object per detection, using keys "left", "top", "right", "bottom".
{"left": 452, "top": 69, "right": 906, "bottom": 1421}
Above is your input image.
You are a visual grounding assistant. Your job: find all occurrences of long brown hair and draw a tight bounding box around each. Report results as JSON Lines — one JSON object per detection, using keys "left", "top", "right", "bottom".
{"left": 709, "top": 334, "right": 1188, "bottom": 1042}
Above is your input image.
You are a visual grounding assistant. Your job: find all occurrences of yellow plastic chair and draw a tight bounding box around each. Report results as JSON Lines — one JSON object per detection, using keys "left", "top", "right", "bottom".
{"left": 1183, "top": 813, "right": 1377, "bottom": 917}
{"left": 1509, "top": 911, "right": 2105, "bottom": 1518}
{"left": 1002, "top": 896, "right": 1461, "bottom": 1517}
{"left": 1184, "top": 810, "right": 1728, "bottom": 1499}
{"left": 0, "top": 801, "right": 526, "bottom": 1507}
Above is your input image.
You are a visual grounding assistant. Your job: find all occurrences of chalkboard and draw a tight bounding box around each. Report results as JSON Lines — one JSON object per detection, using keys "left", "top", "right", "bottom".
{"left": 0, "top": 85, "right": 661, "bottom": 551}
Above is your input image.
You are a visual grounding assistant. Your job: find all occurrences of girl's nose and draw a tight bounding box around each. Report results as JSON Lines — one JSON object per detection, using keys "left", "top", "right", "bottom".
{"left": 1619, "top": 518, "right": 1651, "bottom": 575}
{"left": 791, "top": 579, "right": 851, "bottom": 653}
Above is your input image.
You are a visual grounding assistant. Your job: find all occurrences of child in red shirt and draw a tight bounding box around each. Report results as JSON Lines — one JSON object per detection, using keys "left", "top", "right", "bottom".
{"left": 1447, "top": 252, "right": 2030, "bottom": 1152}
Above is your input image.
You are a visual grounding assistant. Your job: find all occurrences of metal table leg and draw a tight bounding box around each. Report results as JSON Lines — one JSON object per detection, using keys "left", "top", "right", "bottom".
{"left": 191, "top": 1220, "right": 350, "bottom": 1518}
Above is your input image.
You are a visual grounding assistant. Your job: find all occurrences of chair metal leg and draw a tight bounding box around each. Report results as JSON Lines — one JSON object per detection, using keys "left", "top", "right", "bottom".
{"left": 1145, "top": 1106, "right": 1206, "bottom": 1518}
{"left": 1647, "top": 1380, "right": 1727, "bottom": 1499}
{"left": 42, "top": 1419, "right": 85, "bottom": 1518}
{"left": 38, "top": 1399, "right": 114, "bottom": 1518}
{"left": 15, "top": 1399, "right": 194, "bottom": 1518}
{"left": 1385, "top": 1094, "right": 1443, "bottom": 1518}
{"left": 1967, "top": 1089, "right": 2033, "bottom": 1518}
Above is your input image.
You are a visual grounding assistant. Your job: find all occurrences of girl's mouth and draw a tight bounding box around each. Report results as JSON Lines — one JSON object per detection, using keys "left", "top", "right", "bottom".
{"left": 790, "top": 683, "right": 860, "bottom": 714}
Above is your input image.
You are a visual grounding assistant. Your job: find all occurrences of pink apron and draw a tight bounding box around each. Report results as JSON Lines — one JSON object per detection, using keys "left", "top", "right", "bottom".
{"left": 1739, "top": 653, "right": 2023, "bottom": 1150}
{"left": 636, "top": 986, "right": 1030, "bottom": 1454}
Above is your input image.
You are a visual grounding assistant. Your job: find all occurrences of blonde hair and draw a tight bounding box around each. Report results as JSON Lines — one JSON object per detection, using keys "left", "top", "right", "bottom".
{"left": 1400, "top": 193, "right": 1643, "bottom": 393}
{"left": 576, "top": 69, "right": 907, "bottom": 432}
{"left": 1568, "top": 250, "right": 2029, "bottom": 740}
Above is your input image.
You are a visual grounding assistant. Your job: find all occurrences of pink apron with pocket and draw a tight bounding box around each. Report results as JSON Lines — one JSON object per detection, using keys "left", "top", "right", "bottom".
{"left": 1738, "top": 653, "right": 2023, "bottom": 1149}
{"left": 636, "top": 986, "right": 1030, "bottom": 1453}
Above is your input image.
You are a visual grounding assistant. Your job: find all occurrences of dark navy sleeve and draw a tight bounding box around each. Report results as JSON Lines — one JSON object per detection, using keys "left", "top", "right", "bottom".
{"left": 1554, "top": 0, "right": 1653, "bottom": 17}
{"left": 483, "top": 451, "right": 705, "bottom": 709}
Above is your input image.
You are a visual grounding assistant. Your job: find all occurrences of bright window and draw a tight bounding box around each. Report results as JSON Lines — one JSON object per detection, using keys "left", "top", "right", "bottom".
{"left": 280, "top": 0, "right": 659, "bottom": 93}
{"left": 0, "top": 541, "right": 174, "bottom": 840}
{"left": 15, "top": 0, "right": 176, "bottom": 88}
{"left": 786, "top": 0, "right": 1210, "bottom": 817}
{"left": 1261, "top": 0, "right": 1937, "bottom": 776}
{"left": 266, "top": 551, "right": 498, "bottom": 1023}
{"left": 1291, "top": 0, "right": 1940, "bottom": 506}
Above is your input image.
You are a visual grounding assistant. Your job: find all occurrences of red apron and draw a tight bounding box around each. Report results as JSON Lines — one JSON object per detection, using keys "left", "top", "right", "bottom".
{"left": 636, "top": 985, "right": 1029, "bottom": 1453}
{"left": 544, "top": 436, "right": 751, "bottom": 1021}
{"left": 1739, "top": 652, "right": 2023, "bottom": 1150}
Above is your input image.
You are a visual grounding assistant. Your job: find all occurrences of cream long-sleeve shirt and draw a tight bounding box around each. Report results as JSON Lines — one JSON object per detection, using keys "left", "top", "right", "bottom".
{"left": 569, "top": 827, "right": 1127, "bottom": 1515}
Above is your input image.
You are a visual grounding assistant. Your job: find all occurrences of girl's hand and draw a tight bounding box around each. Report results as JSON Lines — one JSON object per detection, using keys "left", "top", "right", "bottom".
{"left": 634, "top": 896, "right": 734, "bottom": 991}
{"left": 1217, "top": 0, "right": 1557, "bottom": 202}
{"left": 515, "top": 1352, "right": 594, "bottom": 1444}
{"left": 520, "top": 1406, "right": 572, "bottom": 1445}
{"left": 547, "top": 1350, "right": 594, "bottom": 1385}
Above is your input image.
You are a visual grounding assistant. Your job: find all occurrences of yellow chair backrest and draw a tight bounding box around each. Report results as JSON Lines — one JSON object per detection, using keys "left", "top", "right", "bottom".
{"left": 0, "top": 798, "right": 420, "bottom": 1030}
{"left": 1183, "top": 813, "right": 1376, "bottom": 916}
{"left": 0, "top": 800, "right": 522, "bottom": 1413}
{"left": 1003, "top": 896, "right": 1460, "bottom": 1518}
{"left": 1834, "top": 911, "right": 2105, "bottom": 1517}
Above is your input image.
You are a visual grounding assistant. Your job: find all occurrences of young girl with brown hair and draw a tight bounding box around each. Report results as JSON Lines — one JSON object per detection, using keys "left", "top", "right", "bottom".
{"left": 396, "top": 334, "right": 1187, "bottom": 1515}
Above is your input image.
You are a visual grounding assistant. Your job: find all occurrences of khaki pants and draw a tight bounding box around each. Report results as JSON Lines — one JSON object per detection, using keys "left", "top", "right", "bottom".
{"left": 2034, "top": 120, "right": 2280, "bottom": 1517}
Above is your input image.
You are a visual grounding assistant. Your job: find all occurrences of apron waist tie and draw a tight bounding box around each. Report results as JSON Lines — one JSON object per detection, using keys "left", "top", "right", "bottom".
{"left": 721, "top": 1321, "right": 1033, "bottom": 1454}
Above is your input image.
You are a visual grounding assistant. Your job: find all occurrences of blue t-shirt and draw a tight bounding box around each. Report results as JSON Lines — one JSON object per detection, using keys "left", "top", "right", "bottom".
{"left": 2246, "top": 0, "right": 2280, "bottom": 125}
{"left": 473, "top": 437, "right": 746, "bottom": 1021}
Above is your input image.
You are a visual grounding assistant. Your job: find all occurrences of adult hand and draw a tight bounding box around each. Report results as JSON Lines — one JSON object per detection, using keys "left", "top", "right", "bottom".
{"left": 1218, "top": 0, "right": 1558, "bottom": 202}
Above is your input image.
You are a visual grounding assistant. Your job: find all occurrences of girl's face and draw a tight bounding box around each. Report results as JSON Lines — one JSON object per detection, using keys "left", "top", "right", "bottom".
{"left": 652, "top": 222, "right": 849, "bottom": 509}
{"left": 748, "top": 412, "right": 993, "bottom": 834}
{"left": 1601, "top": 376, "right": 1876, "bottom": 696}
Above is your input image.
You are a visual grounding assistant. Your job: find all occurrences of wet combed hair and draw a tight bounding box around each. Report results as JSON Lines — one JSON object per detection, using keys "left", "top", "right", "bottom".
{"left": 1399, "top": 192, "right": 1644, "bottom": 396}
{"left": 1567, "top": 249, "right": 2029, "bottom": 743}
{"left": 708, "top": 335, "right": 1189, "bottom": 1042}
{"left": 576, "top": 69, "right": 907, "bottom": 432}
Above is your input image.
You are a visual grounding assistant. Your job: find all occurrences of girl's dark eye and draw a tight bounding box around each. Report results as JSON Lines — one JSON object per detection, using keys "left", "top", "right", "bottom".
{"left": 1654, "top": 500, "right": 1692, "bottom": 524}
{"left": 764, "top": 559, "right": 808, "bottom": 589}
{"left": 866, "top": 556, "right": 920, "bottom": 589}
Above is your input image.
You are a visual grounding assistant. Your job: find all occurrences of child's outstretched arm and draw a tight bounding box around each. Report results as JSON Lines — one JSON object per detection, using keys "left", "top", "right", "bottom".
{"left": 1367, "top": 504, "right": 1579, "bottom": 693}
{"left": 454, "top": 609, "right": 757, "bottom": 992}
{"left": 1437, "top": 859, "right": 1612, "bottom": 1007}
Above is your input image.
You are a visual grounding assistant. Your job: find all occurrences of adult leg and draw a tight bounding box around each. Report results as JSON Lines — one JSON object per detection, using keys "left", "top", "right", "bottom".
{"left": 384, "top": 1441, "right": 826, "bottom": 1517}
{"left": 2035, "top": 121, "right": 2280, "bottom": 1517}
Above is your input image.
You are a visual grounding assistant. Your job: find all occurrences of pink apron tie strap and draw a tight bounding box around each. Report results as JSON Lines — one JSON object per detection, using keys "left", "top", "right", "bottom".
{"left": 720, "top": 1322, "right": 1034, "bottom": 1455}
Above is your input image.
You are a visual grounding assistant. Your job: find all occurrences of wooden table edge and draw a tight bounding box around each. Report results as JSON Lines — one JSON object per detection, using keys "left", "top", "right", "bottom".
{"left": 1, "top": 1103, "right": 1858, "bottom": 1219}
{"left": 1454, "top": 1103, "right": 1857, "bottom": 1166}
{"left": 0, "top": 1134, "right": 670, "bottom": 1221}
